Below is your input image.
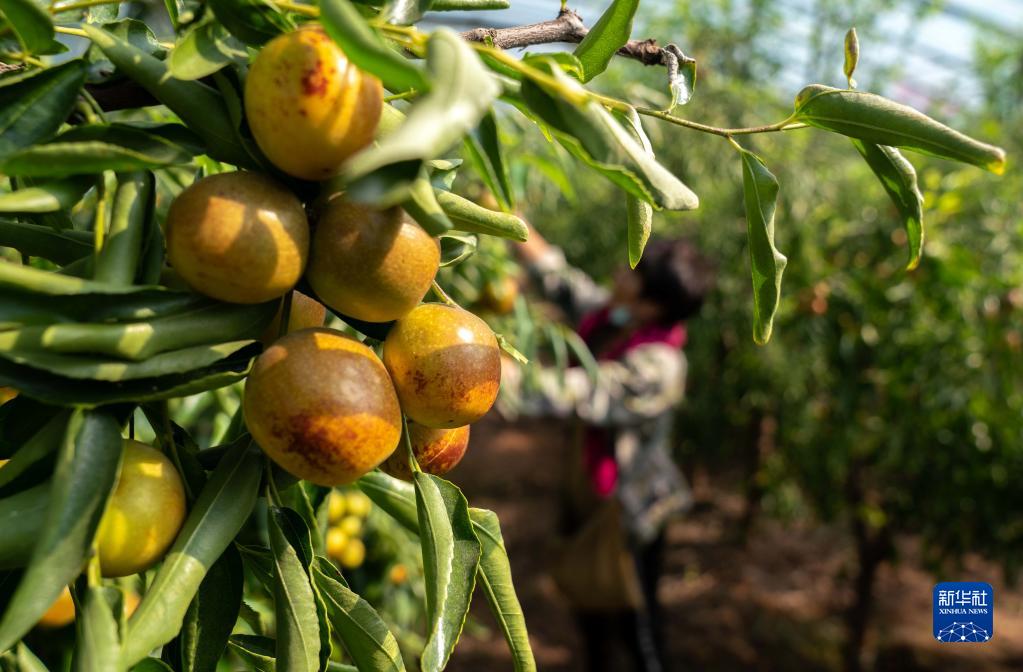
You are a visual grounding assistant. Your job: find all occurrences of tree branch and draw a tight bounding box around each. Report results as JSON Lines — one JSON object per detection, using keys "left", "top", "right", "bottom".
{"left": 461, "top": 7, "right": 671, "bottom": 67}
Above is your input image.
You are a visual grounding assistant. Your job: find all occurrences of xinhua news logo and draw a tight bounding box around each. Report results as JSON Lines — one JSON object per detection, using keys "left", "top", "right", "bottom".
{"left": 933, "top": 582, "right": 993, "bottom": 643}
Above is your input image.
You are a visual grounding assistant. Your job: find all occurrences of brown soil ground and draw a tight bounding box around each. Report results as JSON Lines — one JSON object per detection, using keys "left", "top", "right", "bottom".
{"left": 443, "top": 417, "right": 1023, "bottom": 672}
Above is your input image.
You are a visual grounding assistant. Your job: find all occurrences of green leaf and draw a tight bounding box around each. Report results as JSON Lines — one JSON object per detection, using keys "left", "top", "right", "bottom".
{"left": 0, "top": 221, "right": 92, "bottom": 264}
{"left": 208, "top": 0, "right": 293, "bottom": 46}
{"left": 402, "top": 173, "right": 454, "bottom": 235}
{"left": 843, "top": 28, "right": 859, "bottom": 88}
{"left": 82, "top": 24, "right": 254, "bottom": 168}
{"left": 73, "top": 583, "right": 122, "bottom": 672}
{"left": 851, "top": 140, "right": 924, "bottom": 270}
{"left": 0, "top": 125, "right": 196, "bottom": 178}
{"left": 122, "top": 441, "right": 263, "bottom": 667}
{"left": 518, "top": 67, "right": 699, "bottom": 211}
{"left": 0, "top": 0, "right": 54, "bottom": 53}
{"left": 616, "top": 107, "right": 653, "bottom": 267}
{"left": 0, "top": 301, "right": 274, "bottom": 361}
{"left": 346, "top": 29, "right": 501, "bottom": 202}
{"left": 132, "top": 659, "right": 176, "bottom": 672}
{"left": 169, "top": 18, "right": 248, "bottom": 81}
{"left": 268, "top": 507, "right": 321, "bottom": 672}
{"left": 0, "top": 484, "right": 49, "bottom": 570}
{"left": 573, "top": 0, "right": 639, "bottom": 82}
{"left": 0, "top": 410, "right": 69, "bottom": 494}
{"left": 358, "top": 471, "right": 419, "bottom": 532}
{"left": 0, "top": 60, "right": 86, "bottom": 159}
{"left": 386, "top": 0, "right": 433, "bottom": 26}
{"left": 793, "top": 84, "right": 1006, "bottom": 174}
{"left": 469, "top": 508, "right": 535, "bottom": 672}
{"left": 0, "top": 176, "right": 93, "bottom": 214}
{"left": 176, "top": 544, "right": 243, "bottom": 672}
{"left": 463, "top": 112, "right": 514, "bottom": 211}
{"left": 0, "top": 410, "right": 122, "bottom": 652}
{"left": 626, "top": 195, "right": 652, "bottom": 269}
{"left": 12, "top": 643, "right": 48, "bottom": 672}
{"left": 414, "top": 472, "right": 481, "bottom": 672}
{"left": 312, "top": 557, "right": 406, "bottom": 672}
{"left": 738, "top": 148, "right": 786, "bottom": 345}
{"left": 319, "top": 0, "right": 427, "bottom": 92}
{"left": 227, "top": 635, "right": 277, "bottom": 671}
{"left": 94, "top": 171, "right": 153, "bottom": 285}
{"left": 86, "top": 19, "right": 167, "bottom": 82}
{"left": 439, "top": 232, "right": 477, "bottom": 267}
{"left": 435, "top": 189, "right": 527, "bottom": 241}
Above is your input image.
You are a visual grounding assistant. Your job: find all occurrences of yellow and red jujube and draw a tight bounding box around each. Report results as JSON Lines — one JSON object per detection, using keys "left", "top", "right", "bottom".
{"left": 244, "top": 328, "right": 402, "bottom": 485}
{"left": 244, "top": 25, "right": 383, "bottom": 181}
{"left": 383, "top": 304, "right": 501, "bottom": 428}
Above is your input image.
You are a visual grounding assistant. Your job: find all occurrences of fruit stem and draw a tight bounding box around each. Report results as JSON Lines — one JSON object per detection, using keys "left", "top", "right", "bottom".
{"left": 401, "top": 415, "right": 421, "bottom": 474}
{"left": 50, "top": 0, "right": 121, "bottom": 13}
{"left": 273, "top": 0, "right": 319, "bottom": 17}
{"left": 430, "top": 281, "right": 458, "bottom": 308}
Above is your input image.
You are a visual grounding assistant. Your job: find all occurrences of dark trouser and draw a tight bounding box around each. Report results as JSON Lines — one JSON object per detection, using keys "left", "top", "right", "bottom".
{"left": 577, "top": 531, "right": 667, "bottom": 672}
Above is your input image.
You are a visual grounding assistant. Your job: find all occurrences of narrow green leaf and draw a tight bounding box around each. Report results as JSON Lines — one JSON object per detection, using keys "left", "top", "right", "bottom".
{"left": 386, "top": 0, "right": 433, "bottom": 26}
{"left": 358, "top": 471, "right": 419, "bottom": 533}
{"left": 793, "top": 85, "right": 1006, "bottom": 174}
{"left": 94, "top": 171, "right": 153, "bottom": 285}
{"left": 312, "top": 557, "right": 406, "bottom": 672}
{"left": 0, "top": 301, "right": 274, "bottom": 361}
{"left": 73, "top": 583, "right": 122, "bottom": 672}
{"left": 738, "top": 148, "right": 787, "bottom": 345}
{"left": 176, "top": 544, "right": 243, "bottom": 672}
{"left": 268, "top": 506, "right": 321, "bottom": 672}
{"left": 12, "top": 643, "right": 48, "bottom": 672}
{"left": 227, "top": 635, "right": 276, "bottom": 671}
{"left": 0, "top": 484, "right": 49, "bottom": 569}
{"left": 346, "top": 29, "right": 500, "bottom": 201}
{"left": 463, "top": 112, "right": 514, "bottom": 211}
{"left": 132, "top": 659, "right": 175, "bottom": 672}
{"left": 168, "top": 18, "right": 247, "bottom": 81}
{"left": 468, "top": 508, "right": 535, "bottom": 672}
{"left": 851, "top": 140, "right": 924, "bottom": 270}
{"left": 0, "top": 0, "right": 54, "bottom": 53}
{"left": 0, "top": 410, "right": 122, "bottom": 652}
{"left": 573, "top": 0, "right": 639, "bottom": 82}
{"left": 0, "top": 221, "right": 91, "bottom": 265}
{"left": 414, "top": 472, "right": 481, "bottom": 672}
{"left": 439, "top": 232, "right": 477, "bottom": 267}
{"left": 208, "top": 0, "right": 293, "bottom": 46}
{"left": 319, "top": 0, "right": 427, "bottom": 92}
{"left": 518, "top": 66, "right": 699, "bottom": 211}
{"left": 843, "top": 28, "right": 859, "bottom": 88}
{"left": 402, "top": 174, "right": 454, "bottom": 235}
{"left": 122, "top": 441, "right": 263, "bottom": 667}
{"left": 0, "top": 176, "right": 92, "bottom": 214}
{"left": 0, "top": 409, "right": 69, "bottom": 493}
{"left": 82, "top": 24, "right": 253, "bottom": 168}
{"left": 616, "top": 107, "right": 653, "bottom": 267}
{"left": 0, "top": 125, "right": 195, "bottom": 178}
{"left": 435, "top": 189, "right": 527, "bottom": 241}
{"left": 0, "top": 61, "right": 86, "bottom": 159}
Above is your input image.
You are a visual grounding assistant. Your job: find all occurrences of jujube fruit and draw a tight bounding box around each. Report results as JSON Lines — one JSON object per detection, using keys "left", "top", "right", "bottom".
{"left": 306, "top": 199, "right": 439, "bottom": 323}
{"left": 339, "top": 538, "right": 366, "bottom": 569}
{"left": 244, "top": 25, "right": 383, "bottom": 181}
{"left": 381, "top": 423, "right": 471, "bottom": 480}
{"left": 244, "top": 328, "right": 402, "bottom": 485}
{"left": 326, "top": 527, "right": 349, "bottom": 559}
{"left": 345, "top": 491, "right": 372, "bottom": 518}
{"left": 166, "top": 172, "right": 309, "bottom": 304}
{"left": 37, "top": 587, "right": 75, "bottom": 629}
{"left": 96, "top": 440, "right": 187, "bottom": 578}
{"left": 261, "top": 290, "right": 327, "bottom": 345}
{"left": 383, "top": 304, "right": 501, "bottom": 428}
{"left": 338, "top": 515, "right": 362, "bottom": 537}
{"left": 479, "top": 276, "right": 519, "bottom": 315}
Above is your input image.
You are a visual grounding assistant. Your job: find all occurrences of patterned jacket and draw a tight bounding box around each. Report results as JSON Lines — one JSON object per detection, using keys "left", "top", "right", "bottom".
{"left": 498, "top": 248, "right": 692, "bottom": 544}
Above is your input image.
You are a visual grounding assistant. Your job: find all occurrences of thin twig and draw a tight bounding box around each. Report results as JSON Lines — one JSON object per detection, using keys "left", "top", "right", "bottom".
{"left": 461, "top": 7, "right": 670, "bottom": 67}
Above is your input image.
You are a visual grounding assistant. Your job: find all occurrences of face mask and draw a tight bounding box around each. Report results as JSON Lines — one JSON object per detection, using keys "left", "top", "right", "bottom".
{"left": 609, "top": 305, "right": 632, "bottom": 327}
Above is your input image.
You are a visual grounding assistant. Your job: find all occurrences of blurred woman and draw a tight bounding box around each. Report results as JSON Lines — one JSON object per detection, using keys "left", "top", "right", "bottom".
{"left": 499, "top": 225, "right": 714, "bottom": 672}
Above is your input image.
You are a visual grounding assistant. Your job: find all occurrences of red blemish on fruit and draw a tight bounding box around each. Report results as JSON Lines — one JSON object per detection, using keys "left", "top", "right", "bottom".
{"left": 301, "top": 60, "right": 329, "bottom": 97}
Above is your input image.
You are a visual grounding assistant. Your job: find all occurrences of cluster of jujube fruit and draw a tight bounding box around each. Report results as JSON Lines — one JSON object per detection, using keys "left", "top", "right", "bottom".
{"left": 168, "top": 24, "right": 496, "bottom": 489}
